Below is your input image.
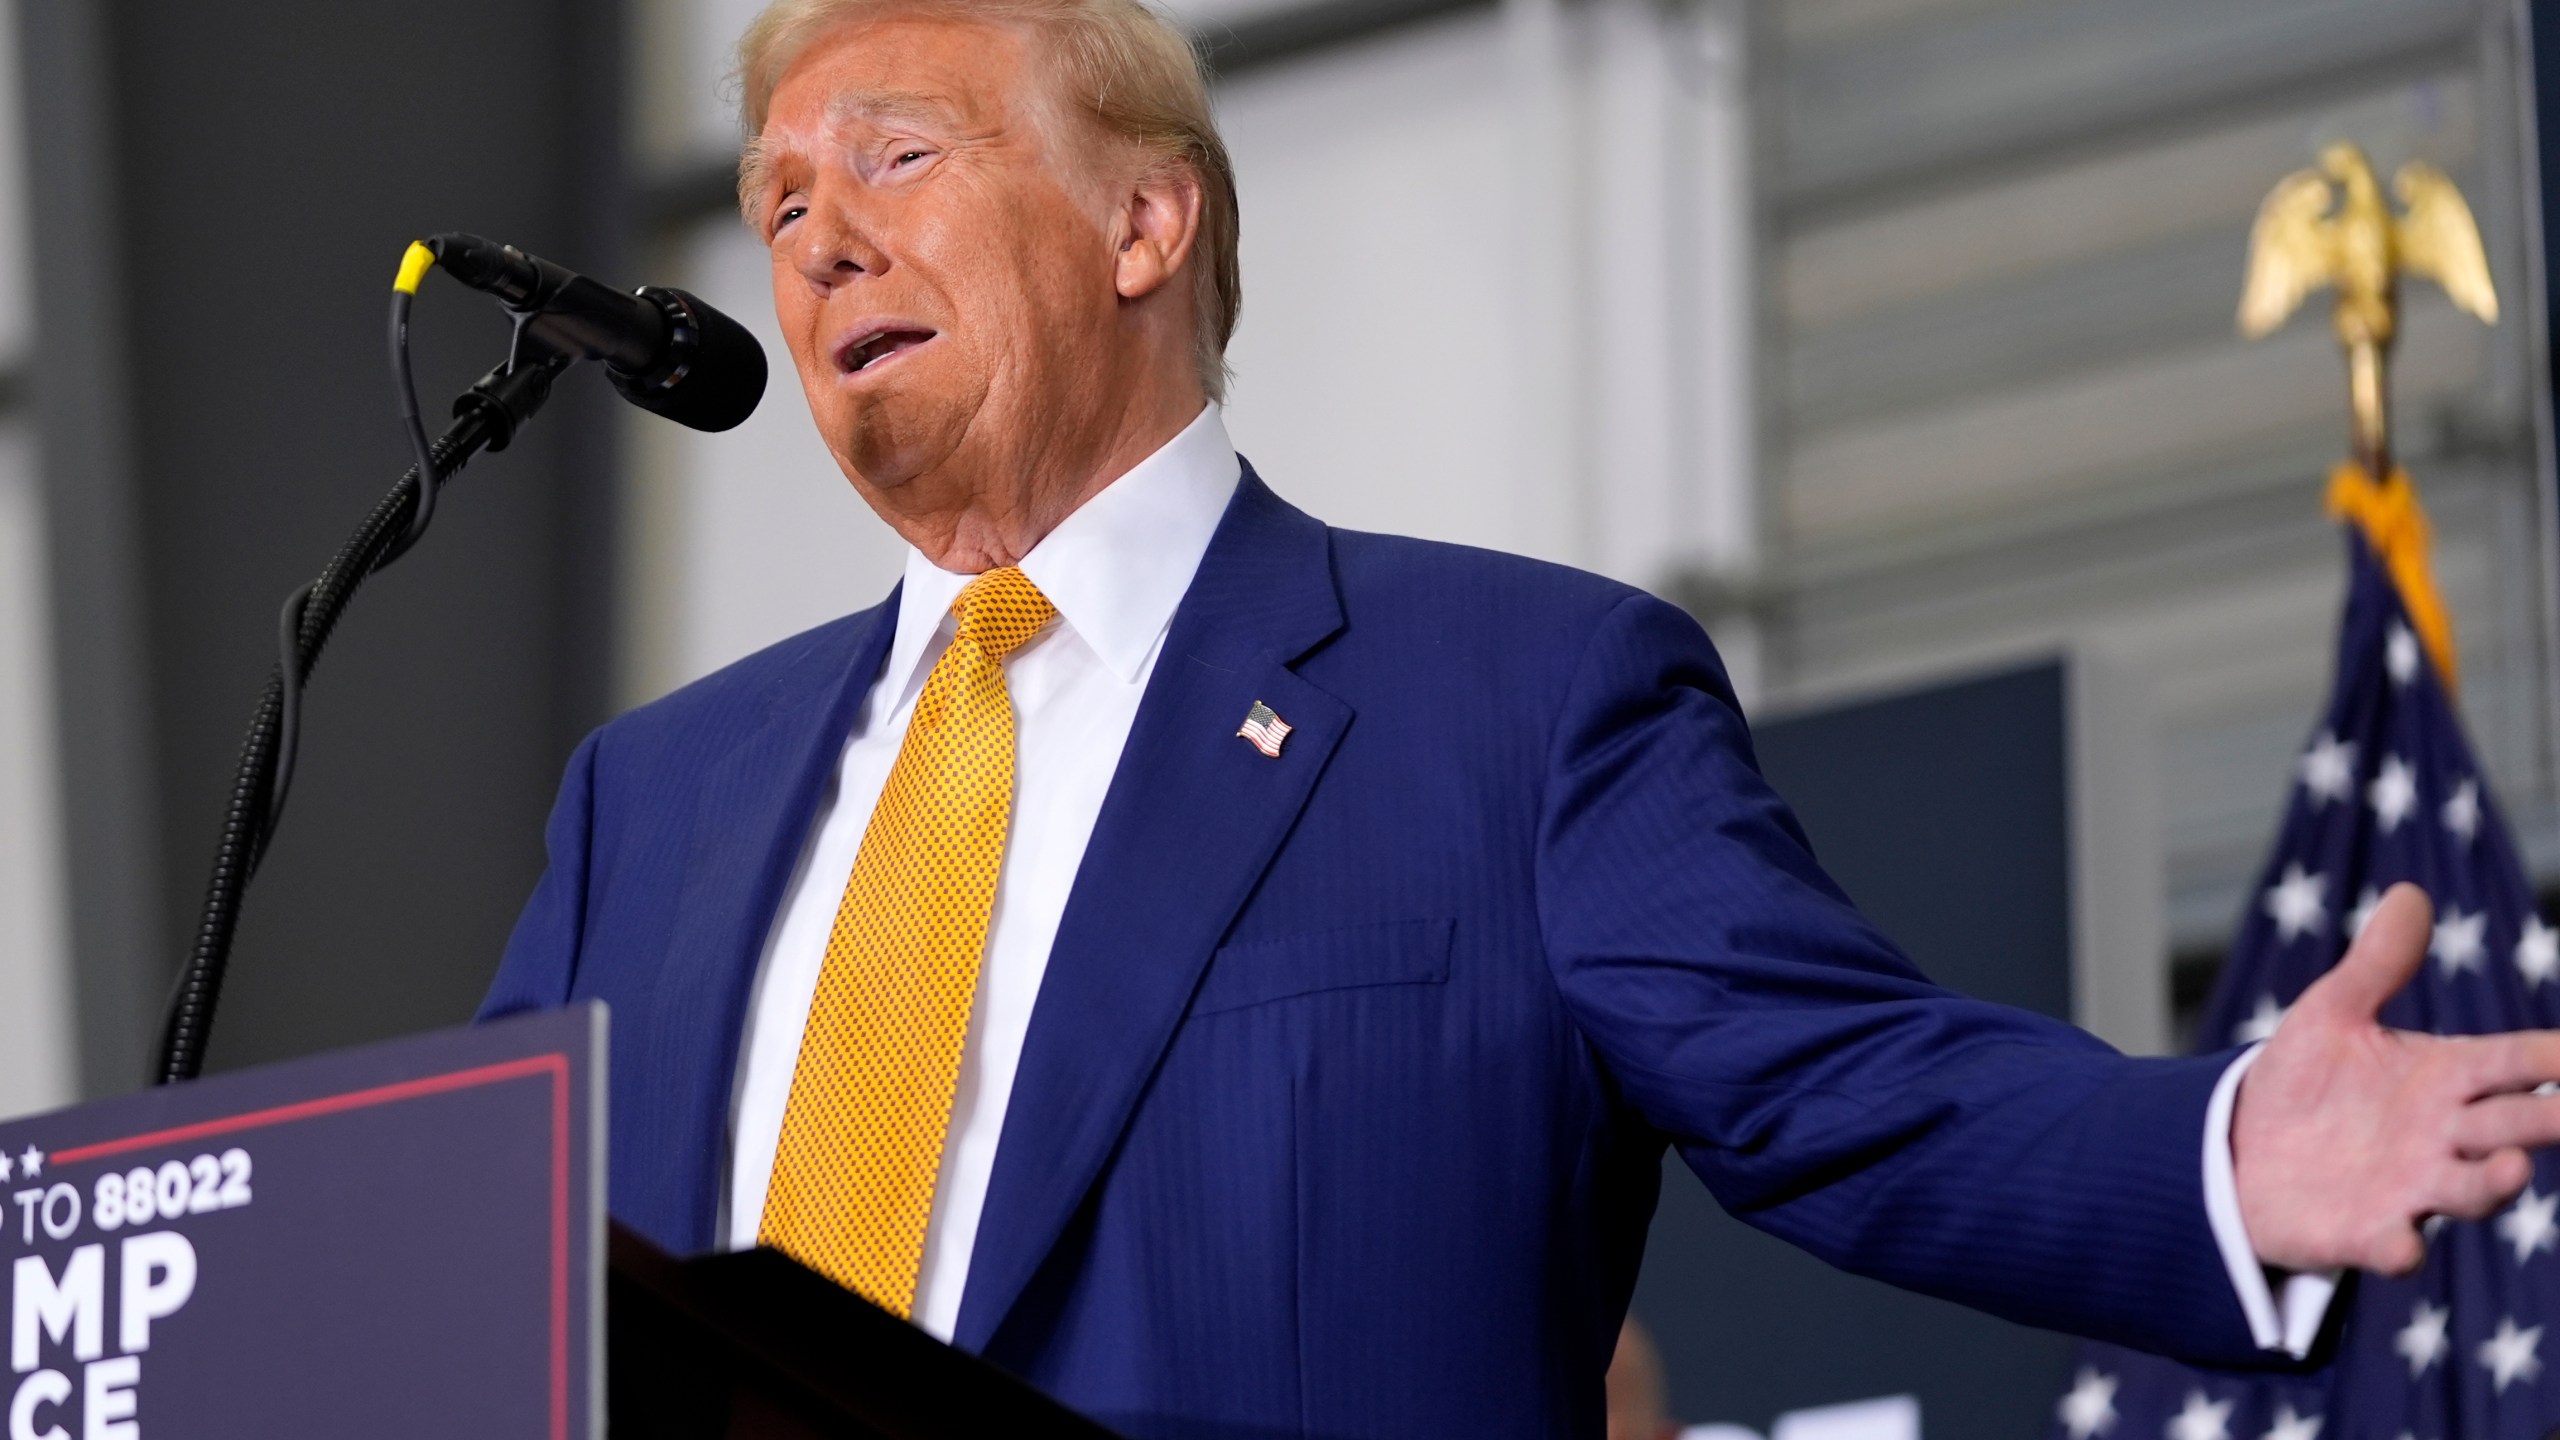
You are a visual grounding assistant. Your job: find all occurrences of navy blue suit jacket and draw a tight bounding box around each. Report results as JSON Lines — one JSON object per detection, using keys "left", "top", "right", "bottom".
{"left": 482, "top": 469, "right": 2264, "bottom": 1437}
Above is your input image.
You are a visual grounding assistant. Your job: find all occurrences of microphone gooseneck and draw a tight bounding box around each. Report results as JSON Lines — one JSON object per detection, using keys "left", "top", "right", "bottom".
{"left": 154, "top": 236, "right": 771, "bottom": 1085}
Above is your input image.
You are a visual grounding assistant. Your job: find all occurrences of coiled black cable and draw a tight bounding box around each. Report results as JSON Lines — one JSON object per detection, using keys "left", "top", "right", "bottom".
{"left": 156, "top": 414, "right": 490, "bottom": 1084}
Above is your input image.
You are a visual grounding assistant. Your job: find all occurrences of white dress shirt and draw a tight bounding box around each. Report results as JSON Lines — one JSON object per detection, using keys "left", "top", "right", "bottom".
{"left": 720, "top": 402, "right": 2329, "bottom": 1353}
{"left": 724, "top": 404, "right": 1242, "bottom": 1340}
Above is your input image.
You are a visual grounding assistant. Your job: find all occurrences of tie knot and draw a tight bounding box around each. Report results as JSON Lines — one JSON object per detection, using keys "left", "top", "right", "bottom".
{"left": 951, "top": 566, "right": 1056, "bottom": 661}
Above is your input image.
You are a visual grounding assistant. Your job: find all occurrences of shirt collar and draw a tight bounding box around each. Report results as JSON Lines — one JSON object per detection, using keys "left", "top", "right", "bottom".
{"left": 876, "top": 404, "right": 1241, "bottom": 707}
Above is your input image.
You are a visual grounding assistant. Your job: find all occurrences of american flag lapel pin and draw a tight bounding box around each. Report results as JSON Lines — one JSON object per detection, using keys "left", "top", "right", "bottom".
{"left": 1237, "top": 700, "right": 1292, "bottom": 758}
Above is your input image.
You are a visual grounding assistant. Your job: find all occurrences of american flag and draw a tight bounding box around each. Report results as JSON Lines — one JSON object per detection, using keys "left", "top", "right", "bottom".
{"left": 2050, "top": 507, "right": 2560, "bottom": 1439}
{"left": 1238, "top": 699, "right": 1292, "bottom": 758}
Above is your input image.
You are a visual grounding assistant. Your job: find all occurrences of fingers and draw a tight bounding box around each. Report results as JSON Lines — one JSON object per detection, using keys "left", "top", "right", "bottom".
{"left": 2454, "top": 1091, "right": 2560, "bottom": 1155}
{"left": 2453, "top": 1030, "right": 2560, "bottom": 1098}
{"left": 2426, "top": 1148, "right": 2534, "bottom": 1222}
{"left": 2297, "top": 882, "right": 2433, "bottom": 1025}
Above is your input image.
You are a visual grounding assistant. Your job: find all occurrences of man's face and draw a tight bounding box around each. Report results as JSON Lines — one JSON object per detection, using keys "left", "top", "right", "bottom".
{"left": 749, "top": 14, "right": 1130, "bottom": 528}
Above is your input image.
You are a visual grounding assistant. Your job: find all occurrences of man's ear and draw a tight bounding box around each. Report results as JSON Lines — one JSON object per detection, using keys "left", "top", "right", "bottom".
{"left": 1114, "top": 165, "right": 1204, "bottom": 302}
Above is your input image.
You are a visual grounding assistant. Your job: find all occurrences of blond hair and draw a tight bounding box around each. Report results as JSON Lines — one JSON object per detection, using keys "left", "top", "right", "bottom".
{"left": 735, "top": 0, "right": 1240, "bottom": 400}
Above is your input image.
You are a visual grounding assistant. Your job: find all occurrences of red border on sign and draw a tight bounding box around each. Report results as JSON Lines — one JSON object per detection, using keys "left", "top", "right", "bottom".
{"left": 51, "top": 1054, "right": 576, "bottom": 1440}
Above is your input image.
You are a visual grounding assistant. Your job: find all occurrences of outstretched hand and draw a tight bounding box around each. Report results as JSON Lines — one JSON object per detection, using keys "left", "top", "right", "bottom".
{"left": 2235, "top": 882, "right": 2560, "bottom": 1274}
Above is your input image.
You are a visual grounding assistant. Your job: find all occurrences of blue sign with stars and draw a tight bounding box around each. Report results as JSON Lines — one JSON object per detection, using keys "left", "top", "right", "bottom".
{"left": 0, "top": 1005, "right": 604, "bottom": 1440}
{"left": 2051, "top": 530, "right": 2560, "bottom": 1436}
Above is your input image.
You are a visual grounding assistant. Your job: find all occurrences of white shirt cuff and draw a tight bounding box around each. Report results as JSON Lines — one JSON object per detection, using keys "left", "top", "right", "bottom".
{"left": 2203, "top": 1043, "right": 2340, "bottom": 1357}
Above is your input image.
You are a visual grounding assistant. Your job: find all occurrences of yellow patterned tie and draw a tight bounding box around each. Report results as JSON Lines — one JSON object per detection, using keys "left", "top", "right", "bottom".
{"left": 759, "top": 566, "right": 1056, "bottom": 1316}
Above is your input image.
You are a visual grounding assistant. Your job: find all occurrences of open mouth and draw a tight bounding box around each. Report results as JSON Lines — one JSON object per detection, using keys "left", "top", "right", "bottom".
{"left": 838, "top": 328, "right": 937, "bottom": 375}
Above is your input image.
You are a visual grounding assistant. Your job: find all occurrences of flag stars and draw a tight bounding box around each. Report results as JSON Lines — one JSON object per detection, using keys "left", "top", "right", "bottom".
{"left": 2395, "top": 1299, "right": 2451, "bottom": 1377}
{"left": 2499, "top": 1187, "right": 2559, "bottom": 1266}
{"left": 2263, "top": 864, "right": 2328, "bottom": 943}
{"left": 2433, "top": 906, "right": 2488, "bottom": 976}
{"left": 2297, "top": 732, "right": 2357, "bottom": 807}
{"left": 2519, "top": 917, "right": 2559, "bottom": 987}
{"left": 2370, "top": 755, "right": 2419, "bottom": 833}
{"left": 2443, "top": 778, "right": 2481, "bottom": 845}
{"left": 2388, "top": 621, "right": 2421, "bottom": 685}
{"left": 2481, "top": 1316, "right": 2544, "bottom": 1394}
{"left": 2260, "top": 1403, "right": 2322, "bottom": 1440}
{"left": 2167, "top": 1389, "right": 2233, "bottom": 1440}
{"left": 2236, "top": 995, "right": 2288, "bottom": 1045}
{"left": 18, "top": 1146, "right": 38, "bottom": 1178}
{"left": 2056, "top": 1367, "right": 2117, "bottom": 1439}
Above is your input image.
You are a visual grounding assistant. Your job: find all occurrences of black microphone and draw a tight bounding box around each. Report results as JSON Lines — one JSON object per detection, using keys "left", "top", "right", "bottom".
{"left": 424, "top": 231, "right": 767, "bottom": 433}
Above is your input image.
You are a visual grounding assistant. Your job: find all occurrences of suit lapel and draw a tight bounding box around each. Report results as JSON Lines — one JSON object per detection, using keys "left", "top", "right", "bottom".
{"left": 646, "top": 593, "right": 902, "bottom": 1251}
{"left": 955, "top": 471, "right": 1347, "bottom": 1351}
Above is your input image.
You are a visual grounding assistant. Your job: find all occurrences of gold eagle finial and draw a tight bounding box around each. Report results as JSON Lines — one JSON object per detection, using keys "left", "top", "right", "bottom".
{"left": 2238, "top": 141, "right": 2497, "bottom": 476}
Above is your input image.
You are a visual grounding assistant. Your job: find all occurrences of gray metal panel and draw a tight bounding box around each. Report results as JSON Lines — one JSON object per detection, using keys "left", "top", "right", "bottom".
{"left": 1775, "top": 0, "right": 2477, "bottom": 216}
{"left": 1754, "top": 0, "right": 2557, "bottom": 966}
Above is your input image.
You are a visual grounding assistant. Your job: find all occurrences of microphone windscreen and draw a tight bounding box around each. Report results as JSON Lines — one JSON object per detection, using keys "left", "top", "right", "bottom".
{"left": 612, "top": 288, "right": 768, "bottom": 433}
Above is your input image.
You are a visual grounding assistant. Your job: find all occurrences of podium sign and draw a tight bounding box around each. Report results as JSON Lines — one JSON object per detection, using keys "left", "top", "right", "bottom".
{"left": 0, "top": 1006, "right": 605, "bottom": 1440}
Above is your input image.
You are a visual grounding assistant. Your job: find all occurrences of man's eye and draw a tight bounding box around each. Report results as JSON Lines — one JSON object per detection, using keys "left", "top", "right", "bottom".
{"left": 893, "top": 150, "right": 929, "bottom": 167}
{"left": 773, "top": 204, "right": 806, "bottom": 232}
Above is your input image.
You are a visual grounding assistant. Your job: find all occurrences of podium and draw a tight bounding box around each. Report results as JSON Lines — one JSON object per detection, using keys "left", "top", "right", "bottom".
{"left": 0, "top": 1006, "right": 1118, "bottom": 1439}
{"left": 609, "top": 1225, "right": 1119, "bottom": 1439}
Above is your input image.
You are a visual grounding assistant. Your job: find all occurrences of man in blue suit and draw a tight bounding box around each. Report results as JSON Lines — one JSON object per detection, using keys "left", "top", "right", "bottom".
{"left": 480, "top": 1, "right": 2560, "bottom": 1434}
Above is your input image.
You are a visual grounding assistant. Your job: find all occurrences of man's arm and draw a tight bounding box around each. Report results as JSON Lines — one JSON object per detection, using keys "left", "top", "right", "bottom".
{"left": 479, "top": 729, "right": 602, "bottom": 1018}
{"left": 1536, "top": 591, "right": 2268, "bottom": 1363}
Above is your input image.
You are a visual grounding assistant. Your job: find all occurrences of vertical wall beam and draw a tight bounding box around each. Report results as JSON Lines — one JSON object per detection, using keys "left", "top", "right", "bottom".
{"left": 17, "top": 0, "right": 164, "bottom": 1096}
{"left": 1677, "top": 0, "right": 1762, "bottom": 704}
{"left": 1502, "top": 0, "right": 1591, "bottom": 569}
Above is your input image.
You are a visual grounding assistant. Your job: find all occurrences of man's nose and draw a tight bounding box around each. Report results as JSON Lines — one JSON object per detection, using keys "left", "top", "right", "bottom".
{"left": 785, "top": 206, "right": 889, "bottom": 290}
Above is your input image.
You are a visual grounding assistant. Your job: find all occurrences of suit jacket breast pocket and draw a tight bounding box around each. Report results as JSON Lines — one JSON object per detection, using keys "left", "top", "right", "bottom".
{"left": 1191, "top": 918, "right": 1455, "bottom": 1016}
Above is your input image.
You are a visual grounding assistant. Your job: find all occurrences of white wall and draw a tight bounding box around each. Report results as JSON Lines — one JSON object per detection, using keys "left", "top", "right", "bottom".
{"left": 1214, "top": 12, "right": 1530, "bottom": 558}
{"left": 619, "top": 219, "right": 909, "bottom": 702}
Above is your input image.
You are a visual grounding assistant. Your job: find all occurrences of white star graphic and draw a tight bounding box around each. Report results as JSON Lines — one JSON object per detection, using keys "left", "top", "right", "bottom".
{"left": 2371, "top": 755, "right": 2419, "bottom": 833}
{"left": 2263, "top": 863, "right": 2328, "bottom": 943}
{"left": 2260, "top": 1403, "right": 2322, "bottom": 1440}
{"left": 2349, "top": 886, "right": 2384, "bottom": 940}
{"left": 2297, "top": 732, "right": 2357, "bottom": 807}
{"left": 0, "top": 1152, "right": 10, "bottom": 1182}
{"left": 17, "top": 1146, "right": 39, "bottom": 1178}
{"left": 2395, "top": 1299, "right": 2451, "bottom": 1376}
{"left": 2499, "top": 1187, "right": 2560, "bottom": 1266}
{"left": 2481, "top": 1315, "right": 2545, "bottom": 1393}
{"left": 2520, "top": 917, "right": 2560, "bottom": 987}
{"left": 2167, "top": 1389, "right": 2233, "bottom": 1440}
{"left": 2388, "top": 622, "right": 2421, "bottom": 685}
{"left": 2443, "top": 778, "right": 2480, "bottom": 844}
{"left": 2433, "top": 906, "right": 2488, "bottom": 976}
{"left": 2055, "top": 1366, "right": 2117, "bottom": 1439}
{"left": 2236, "top": 995, "right": 2288, "bottom": 1045}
